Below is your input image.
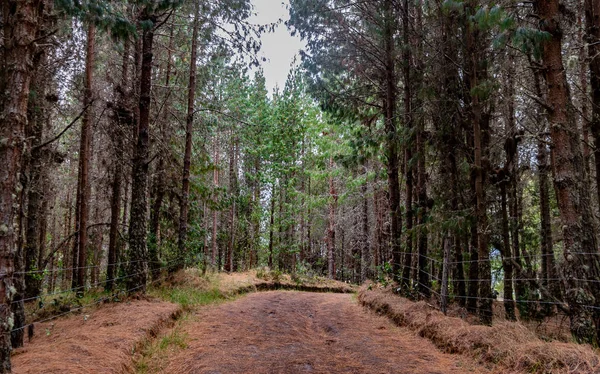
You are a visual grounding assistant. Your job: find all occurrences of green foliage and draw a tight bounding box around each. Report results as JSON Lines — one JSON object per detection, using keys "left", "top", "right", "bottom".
{"left": 511, "top": 27, "right": 551, "bottom": 59}
{"left": 150, "top": 285, "right": 225, "bottom": 309}
{"left": 55, "top": 0, "right": 184, "bottom": 40}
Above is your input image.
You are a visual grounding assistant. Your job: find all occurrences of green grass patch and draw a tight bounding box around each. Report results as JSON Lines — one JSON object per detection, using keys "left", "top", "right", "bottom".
{"left": 135, "top": 320, "right": 189, "bottom": 374}
{"left": 149, "top": 286, "right": 227, "bottom": 309}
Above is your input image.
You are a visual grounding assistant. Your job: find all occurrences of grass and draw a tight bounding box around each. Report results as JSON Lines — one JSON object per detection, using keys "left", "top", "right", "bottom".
{"left": 149, "top": 286, "right": 227, "bottom": 310}
{"left": 135, "top": 318, "right": 190, "bottom": 374}
{"left": 135, "top": 274, "right": 234, "bottom": 373}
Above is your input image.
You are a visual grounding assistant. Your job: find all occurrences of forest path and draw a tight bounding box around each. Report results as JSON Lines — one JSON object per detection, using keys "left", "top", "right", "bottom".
{"left": 162, "top": 291, "right": 487, "bottom": 373}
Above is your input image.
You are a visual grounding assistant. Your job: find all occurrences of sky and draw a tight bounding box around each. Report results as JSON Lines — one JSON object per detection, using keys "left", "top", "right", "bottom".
{"left": 249, "top": 0, "right": 306, "bottom": 93}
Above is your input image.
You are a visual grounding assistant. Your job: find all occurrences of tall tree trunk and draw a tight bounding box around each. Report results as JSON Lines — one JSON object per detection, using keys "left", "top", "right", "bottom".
{"left": 23, "top": 23, "right": 52, "bottom": 302}
{"left": 327, "top": 156, "right": 337, "bottom": 279}
{"left": 538, "top": 135, "right": 559, "bottom": 309}
{"left": 373, "top": 186, "right": 383, "bottom": 277}
{"left": 0, "top": 0, "right": 42, "bottom": 369}
{"left": 300, "top": 138, "right": 306, "bottom": 263}
{"left": 467, "top": 218, "right": 479, "bottom": 313}
{"left": 107, "top": 38, "right": 131, "bottom": 292}
{"left": 72, "top": 23, "right": 95, "bottom": 295}
{"left": 383, "top": 0, "right": 402, "bottom": 283}
{"left": 500, "top": 180, "right": 516, "bottom": 320}
{"left": 225, "top": 134, "right": 237, "bottom": 272}
{"left": 178, "top": 3, "right": 200, "bottom": 271}
{"left": 586, "top": 0, "right": 600, "bottom": 215}
{"left": 502, "top": 54, "right": 517, "bottom": 321}
{"left": 149, "top": 26, "right": 173, "bottom": 279}
{"left": 251, "top": 157, "right": 261, "bottom": 267}
{"left": 466, "top": 0, "right": 492, "bottom": 324}
{"left": 538, "top": 0, "right": 600, "bottom": 344}
{"left": 401, "top": 0, "right": 413, "bottom": 292}
{"left": 128, "top": 12, "right": 156, "bottom": 294}
{"left": 414, "top": 0, "right": 429, "bottom": 298}
{"left": 212, "top": 134, "right": 219, "bottom": 267}
{"left": 361, "top": 164, "right": 369, "bottom": 282}
{"left": 268, "top": 182, "right": 276, "bottom": 269}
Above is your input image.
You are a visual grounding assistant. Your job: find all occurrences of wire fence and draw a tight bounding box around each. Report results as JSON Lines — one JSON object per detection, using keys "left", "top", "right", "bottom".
{"left": 11, "top": 258, "right": 182, "bottom": 334}
{"left": 385, "top": 248, "right": 600, "bottom": 337}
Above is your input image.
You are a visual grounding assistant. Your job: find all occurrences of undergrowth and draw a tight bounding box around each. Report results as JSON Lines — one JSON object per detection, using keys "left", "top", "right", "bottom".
{"left": 148, "top": 286, "right": 226, "bottom": 310}
{"left": 135, "top": 273, "right": 231, "bottom": 373}
{"left": 135, "top": 316, "right": 190, "bottom": 374}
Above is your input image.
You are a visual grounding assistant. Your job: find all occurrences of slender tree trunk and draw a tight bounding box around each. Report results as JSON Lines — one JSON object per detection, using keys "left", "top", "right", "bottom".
{"left": 225, "top": 134, "right": 237, "bottom": 272}
{"left": 128, "top": 12, "right": 156, "bottom": 294}
{"left": 251, "top": 158, "right": 261, "bottom": 267}
{"left": 382, "top": 0, "right": 402, "bottom": 283}
{"left": 538, "top": 135, "right": 559, "bottom": 309}
{"left": 327, "top": 156, "right": 337, "bottom": 279}
{"left": 149, "top": 26, "right": 173, "bottom": 278}
{"left": 361, "top": 164, "right": 369, "bottom": 282}
{"left": 500, "top": 180, "right": 516, "bottom": 320}
{"left": 538, "top": 0, "right": 600, "bottom": 344}
{"left": 300, "top": 138, "right": 306, "bottom": 263}
{"left": 71, "top": 23, "right": 95, "bottom": 295}
{"left": 373, "top": 186, "right": 382, "bottom": 277}
{"left": 585, "top": 0, "right": 600, "bottom": 215}
{"left": 502, "top": 54, "right": 517, "bottom": 321}
{"left": 212, "top": 135, "right": 219, "bottom": 267}
{"left": 401, "top": 0, "right": 413, "bottom": 291}
{"left": 466, "top": 0, "right": 492, "bottom": 324}
{"left": 414, "top": 2, "right": 429, "bottom": 298}
{"left": 467, "top": 219, "right": 479, "bottom": 313}
{"left": 107, "top": 38, "right": 131, "bottom": 292}
{"left": 416, "top": 124, "right": 429, "bottom": 298}
{"left": 178, "top": 3, "right": 200, "bottom": 270}
{"left": 24, "top": 41, "right": 50, "bottom": 300}
{"left": 268, "top": 182, "right": 276, "bottom": 269}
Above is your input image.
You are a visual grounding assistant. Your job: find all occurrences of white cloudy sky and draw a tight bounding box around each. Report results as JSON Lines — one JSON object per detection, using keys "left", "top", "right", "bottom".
{"left": 249, "top": 0, "right": 306, "bottom": 93}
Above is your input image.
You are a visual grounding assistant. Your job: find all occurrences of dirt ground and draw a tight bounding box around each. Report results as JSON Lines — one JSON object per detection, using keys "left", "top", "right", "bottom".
{"left": 163, "top": 291, "right": 487, "bottom": 374}
{"left": 12, "top": 299, "right": 181, "bottom": 374}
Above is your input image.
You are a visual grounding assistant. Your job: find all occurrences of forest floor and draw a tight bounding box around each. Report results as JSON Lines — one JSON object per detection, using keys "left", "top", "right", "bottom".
{"left": 151, "top": 291, "right": 485, "bottom": 374}
{"left": 13, "top": 270, "right": 598, "bottom": 373}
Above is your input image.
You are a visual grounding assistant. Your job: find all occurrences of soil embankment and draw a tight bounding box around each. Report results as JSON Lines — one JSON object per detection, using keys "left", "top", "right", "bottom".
{"left": 358, "top": 285, "right": 600, "bottom": 373}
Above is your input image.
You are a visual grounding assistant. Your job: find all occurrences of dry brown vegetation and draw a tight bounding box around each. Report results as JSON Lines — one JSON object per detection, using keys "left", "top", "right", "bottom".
{"left": 12, "top": 299, "right": 181, "bottom": 373}
{"left": 16, "top": 271, "right": 596, "bottom": 374}
{"left": 12, "top": 270, "right": 354, "bottom": 373}
{"left": 358, "top": 285, "right": 600, "bottom": 373}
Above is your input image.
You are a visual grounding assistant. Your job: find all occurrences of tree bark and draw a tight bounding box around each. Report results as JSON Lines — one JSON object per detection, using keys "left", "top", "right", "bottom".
{"left": 107, "top": 38, "right": 131, "bottom": 292}
{"left": 465, "top": 0, "right": 492, "bottom": 324}
{"left": 0, "top": 0, "right": 42, "bottom": 369}
{"left": 414, "top": 1, "right": 429, "bottom": 298}
{"left": 212, "top": 134, "right": 219, "bottom": 267}
{"left": 500, "top": 179, "right": 516, "bottom": 320}
{"left": 128, "top": 12, "right": 156, "bottom": 294}
{"left": 149, "top": 26, "right": 173, "bottom": 279}
{"left": 401, "top": 0, "right": 413, "bottom": 292}
{"left": 585, "top": 0, "right": 600, "bottom": 215}
{"left": 361, "top": 164, "right": 369, "bottom": 282}
{"left": 268, "top": 182, "right": 276, "bottom": 269}
{"left": 178, "top": 2, "right": 200, "bottom": 270}
{"left": 72, "top": 23, "right": 95, "bottom": 295}
{"left": 327, "top": 156, "right": 337, "bottom": 279}
{"left": 382, "top": 0, "right": 402, "bottom": 283}
{"left": 538, "top": 0, "right": 600, "bottom": 344}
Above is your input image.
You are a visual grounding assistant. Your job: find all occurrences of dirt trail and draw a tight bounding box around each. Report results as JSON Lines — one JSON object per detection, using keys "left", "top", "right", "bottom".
{"left": 164, "top": 291, "right": 486, "bottom": 374}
